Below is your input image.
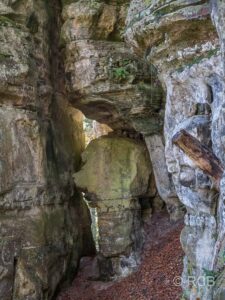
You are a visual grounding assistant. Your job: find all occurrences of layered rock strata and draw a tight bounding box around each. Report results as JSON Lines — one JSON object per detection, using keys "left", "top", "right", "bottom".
{"left": 61, "top": 0, "right": 183, "bottom": 220}
{"left": 74, "top": 135, "right": 151, "bottom": 279}
{"left": 125, "top": 0, "right": 225, "bottom": 298}
{"left": 3, "top": 0, "right": 225, "bottom": 299}
{"left": 0, "top": 1, "right": 93, "bottom": 299}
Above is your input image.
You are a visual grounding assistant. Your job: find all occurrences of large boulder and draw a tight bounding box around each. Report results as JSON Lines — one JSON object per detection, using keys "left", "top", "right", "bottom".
{"left": 74, "top": 136, "right": 151, "bottom": 201}
{"left": 74, "top": 135, "right": 151, "bottom": 279}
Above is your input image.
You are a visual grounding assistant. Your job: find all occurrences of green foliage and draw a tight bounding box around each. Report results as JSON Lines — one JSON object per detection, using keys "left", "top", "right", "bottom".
{"left": 109, "top": 58, "right": 133, "bottom": 82}
{"left": 0, "top": 16, "right": 17, "bottom": 27}
{"left": 203, "top": 268, "right": 218, "bottom": 280}
{"left": 112, "top": 67, "right": 129, "bottom": 80}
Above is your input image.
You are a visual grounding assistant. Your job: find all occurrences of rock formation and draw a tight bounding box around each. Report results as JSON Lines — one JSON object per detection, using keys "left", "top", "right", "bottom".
{"left": 0, "top": 1, "right": 94, "bottom": 299}
{"left": 83, "top": 118, "right": 112, "bottom": 146}
{"left": 124, "top": 0, "right": 225, "bottom": 299}
{"left": 74, "top": 135, "right": 151, "bottom": 279}
{"left": 61, "top": 0, "right": 183, "bottom": 221}
{"left": 2, "top": 0, "right": 225, "bottom": 299}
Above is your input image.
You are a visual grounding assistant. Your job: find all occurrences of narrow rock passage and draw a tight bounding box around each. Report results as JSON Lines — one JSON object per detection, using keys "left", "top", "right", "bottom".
{"left": 57, "top": 212, "right": 183, "bottom": 300}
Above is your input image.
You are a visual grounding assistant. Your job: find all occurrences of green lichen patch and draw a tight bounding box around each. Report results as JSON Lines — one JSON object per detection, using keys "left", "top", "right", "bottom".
{"left": 0, "top": 52, "right": 12, "bottom": 62}
{"left": 175, "top": 48, "right": 219, "bottom": 73}
{"left": 0, "top": 15, "right": 20, "bottom": 28}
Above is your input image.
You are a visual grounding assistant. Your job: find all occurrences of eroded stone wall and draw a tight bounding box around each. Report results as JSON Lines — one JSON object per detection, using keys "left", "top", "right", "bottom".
{"left": 0, "top": 1, "right": 93, "bottom": 299}
{"left": 61, "top": 0, "right": 183, "bottom": 221}
{"left": 124, "top": 0, "right": 225, "bottom": 299}
{"left": 2, "top": 0, "right": 225, "bottom": 299}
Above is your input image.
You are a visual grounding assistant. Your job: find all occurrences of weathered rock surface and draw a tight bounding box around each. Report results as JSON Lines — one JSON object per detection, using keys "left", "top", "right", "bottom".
{"left": 124, "top": 0, "right": 225, "bottom": 299}
{"left": 145, "top": 134, "right": 184, "bottom": 220}
{"left": 74, "top": 136, "right": 151, "bottom": 200}
{"left": 83, "top": 118, "right": 112, "bottom": 146}
{"left": 61, "top": 0, "right": 164, "bottom": 134}
{"left": 0, "top": 1, "right": 93, "bottom": 299}
{"left": 74, "top": 136, "right": 151, "bottom": 279}
{"left": 61, "top": 0, "right": 182, "bottom": 222}
{"left": 2, "top": 0, "right": 225, "bottom": 299}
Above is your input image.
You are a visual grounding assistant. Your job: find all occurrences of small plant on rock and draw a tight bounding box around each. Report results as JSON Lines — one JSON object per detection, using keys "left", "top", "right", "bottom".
{"left": 112, "top": 67, "right": 129, "bottom": 81}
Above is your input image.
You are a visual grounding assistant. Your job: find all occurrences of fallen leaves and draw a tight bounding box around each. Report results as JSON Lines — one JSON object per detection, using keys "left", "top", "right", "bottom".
{"left": 57, "top": 211, "right": 184, "bottom": 300}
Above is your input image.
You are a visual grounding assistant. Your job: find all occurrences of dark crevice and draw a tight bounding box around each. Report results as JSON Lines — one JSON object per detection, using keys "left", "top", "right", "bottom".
{"left": 11, "top": 257, "right": 18, "bottom": 300}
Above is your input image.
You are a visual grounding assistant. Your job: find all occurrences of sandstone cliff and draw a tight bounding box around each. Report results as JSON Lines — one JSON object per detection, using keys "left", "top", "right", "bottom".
{"left": 1, "top": 1, "right": 225, "bottom": 300}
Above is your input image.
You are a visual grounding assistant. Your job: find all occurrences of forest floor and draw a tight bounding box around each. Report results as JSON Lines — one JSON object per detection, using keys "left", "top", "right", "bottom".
{"left": 57, "top": 211, "right": 184, "bottom": 300}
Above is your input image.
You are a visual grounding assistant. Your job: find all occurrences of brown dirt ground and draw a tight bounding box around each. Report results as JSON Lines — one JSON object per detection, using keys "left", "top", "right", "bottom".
{"left": 57, "top": 211, "right": 184, "bottom": 300}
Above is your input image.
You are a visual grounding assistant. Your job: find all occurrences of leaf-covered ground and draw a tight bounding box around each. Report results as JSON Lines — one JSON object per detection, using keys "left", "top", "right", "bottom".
{"left": 57, "top": 211, "right": 184, "bottom": 300}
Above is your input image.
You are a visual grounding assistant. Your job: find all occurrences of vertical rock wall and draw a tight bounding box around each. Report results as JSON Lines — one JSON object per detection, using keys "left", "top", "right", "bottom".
{"left": 3, "top": 0, "right": 225, "bottom": 298}
{"left": 124, "top": 0, "right": 225, "bottom": 299}
{"left": 0, "top": 1, "right": 92, "bottom": 299}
